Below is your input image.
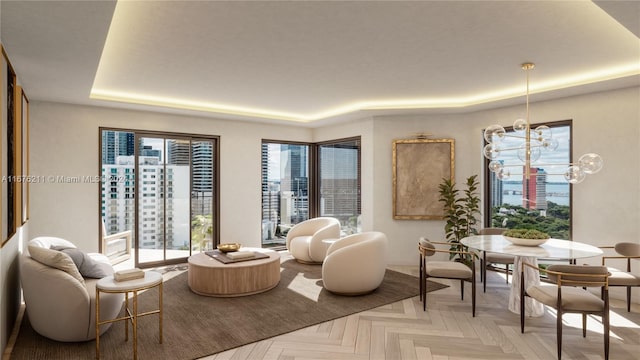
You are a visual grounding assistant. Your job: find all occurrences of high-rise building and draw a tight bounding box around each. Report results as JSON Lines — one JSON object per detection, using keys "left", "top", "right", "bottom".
{"left": 102, "top": 131, "right": 134, "bottom": 165}
{"left": 279, "top": 145, "right": 308, "bottom": 224}
{"left": 535, "top": 168, "right": 548, "bottom": 211}
{"left": 522, "top": 167, "right": 547, "bottom": 210}
{"left": 261, "top": 144, "right": 281, "bottom": 241}
{"left": 191, "top": 141, "right": 213, "bottom": 192}
{"left": 191, "top": 141, "right": 214, "bottom": 216}
{"left": 140, "top": 145, "right": 161, "bottom": 159}
{"left": 102, "top": 155, "right": 190, "bottom": 250}
{"left": 489, "top": 160, "right": 504, "bottom": 208}
{"left": 167, "top": 140, "right": 190, "bottom": 165}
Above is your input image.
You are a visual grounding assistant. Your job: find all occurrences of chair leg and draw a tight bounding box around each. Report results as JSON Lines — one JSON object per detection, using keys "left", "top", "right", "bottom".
{"left": 505, "top": 264, "right": 509, "bottom": 284}
{"left": 604, "top": 313, "right": 610, "bottom": 360}
{"left": 557, "top": 311, "right": 563, "bottom": 360}
{"left": 627, "top": 287, "right": 631, "bottom": 312}
{"left": 604, "top": 289, "right": 610, "bottom": 360}
{"left": 422, "top": 259, "right": 427, "bottom": 312}
{"left": 419, "top": 255, "right": 423, "bottom": 302}
{"left": 482, "top": 252, "right": 487, "bottom": 293}
{"left": 460, "top": 279, "right": 465, "bottom": 300}
{"left": 520, "top": 271, "right": 525, "bottom": 333}
{"left": 471, "top": 272, "right": 476, "bottom": 317}
{"left": 582, "top": 314, "right": 587, "bottom": 337}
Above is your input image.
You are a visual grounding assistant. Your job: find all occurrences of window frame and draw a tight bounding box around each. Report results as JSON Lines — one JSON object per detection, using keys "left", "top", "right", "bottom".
{"left": 261, "top": 136, "right": 361, "bottom": 247}
{"left": 99, "top": 127, "right": 220, "bottom": 268}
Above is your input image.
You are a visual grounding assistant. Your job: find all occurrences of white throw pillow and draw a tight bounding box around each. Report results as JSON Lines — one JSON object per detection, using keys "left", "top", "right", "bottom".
{"left": 28, "top": 245, "right": 85, "bottom": 284}
{"left": 51, "top": 246, "right": 111, "bottom": 278}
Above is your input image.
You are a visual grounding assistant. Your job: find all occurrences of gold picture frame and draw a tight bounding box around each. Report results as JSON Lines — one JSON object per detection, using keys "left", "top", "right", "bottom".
{"left": 392, "top": 138, "right": 454, "bottom": 220}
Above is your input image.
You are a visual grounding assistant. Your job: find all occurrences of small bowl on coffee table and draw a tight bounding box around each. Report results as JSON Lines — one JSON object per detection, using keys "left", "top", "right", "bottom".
{"left": 217, "top": 243, "right": 241, "bottom": 253}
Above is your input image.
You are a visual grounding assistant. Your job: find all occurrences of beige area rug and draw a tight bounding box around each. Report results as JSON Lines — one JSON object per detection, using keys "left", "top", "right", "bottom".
{"left": 10, "top": 258, "right": 446, "bottom": 359}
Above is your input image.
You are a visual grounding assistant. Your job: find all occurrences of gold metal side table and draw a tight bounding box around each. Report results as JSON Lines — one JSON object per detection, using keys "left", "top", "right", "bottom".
{"left": 96, "top": 271, "right": 163, "bottom": 359}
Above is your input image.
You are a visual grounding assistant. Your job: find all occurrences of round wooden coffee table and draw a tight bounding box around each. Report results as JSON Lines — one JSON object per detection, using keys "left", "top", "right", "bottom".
{"left": 187, "top": 248, "right": 280, "bottom": 297}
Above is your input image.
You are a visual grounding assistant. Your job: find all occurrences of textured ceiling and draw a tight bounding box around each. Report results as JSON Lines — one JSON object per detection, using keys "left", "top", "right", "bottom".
{"left": 1, "top": 0, "right": 639, "bottom": 126}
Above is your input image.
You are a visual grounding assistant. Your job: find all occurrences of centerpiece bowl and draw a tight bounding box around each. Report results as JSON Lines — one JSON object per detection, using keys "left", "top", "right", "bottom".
{"left": 217, "top": 243, "right": 242, "bottom": 253}
{"left": 503, "top": 229, "right": 550, "bottom": 247}
{"left": 504, "top": 237, "right": 548, "bottom": 246}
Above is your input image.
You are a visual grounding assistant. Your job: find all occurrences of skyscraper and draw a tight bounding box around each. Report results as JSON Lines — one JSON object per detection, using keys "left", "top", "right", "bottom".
{"left": 280, "top": 144, "right": 308, "bottom": 223}
{"left": 522, "top": 167, "right": 547, "bottom": 210}
{"left": 490, "top": 160, "right": 504, "bottom": 208}
{"left": 102, "top": 131, "right": 134, "bottom": 165}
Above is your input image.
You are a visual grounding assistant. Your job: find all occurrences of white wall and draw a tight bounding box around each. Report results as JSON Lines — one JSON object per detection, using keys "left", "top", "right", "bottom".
{"left": 28, "top": 102, "right": 312, "bottom": 251}
{"left": 369, "top": 87, "right": 640, "bottom": 266}
{"left": 27, "top": 86, "right": 640, "bottom": 305}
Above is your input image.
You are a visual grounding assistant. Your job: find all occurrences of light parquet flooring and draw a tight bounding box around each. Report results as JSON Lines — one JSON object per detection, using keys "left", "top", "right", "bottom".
{"left": 202, "top": 266, "right": 640, "bottom": 360}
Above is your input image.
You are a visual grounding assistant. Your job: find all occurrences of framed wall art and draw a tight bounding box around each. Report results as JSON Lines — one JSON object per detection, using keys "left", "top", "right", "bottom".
{"left": 392, "top": 138, "right": 454, "bottom": 220}
{"left": 21, "top": 89, "right": 29, "bottom": 224}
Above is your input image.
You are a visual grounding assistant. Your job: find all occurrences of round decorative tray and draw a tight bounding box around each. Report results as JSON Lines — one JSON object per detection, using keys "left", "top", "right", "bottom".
{"left": 217, "top": 243, "right": 241, "bottom": 253}
{"left": 504, "top": 236, "right": 548, "bottom": 247}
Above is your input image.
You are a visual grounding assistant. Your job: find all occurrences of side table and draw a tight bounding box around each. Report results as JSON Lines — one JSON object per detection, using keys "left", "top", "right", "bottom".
{"left": 96, "top": 271, "right": 163, "bottom": 359}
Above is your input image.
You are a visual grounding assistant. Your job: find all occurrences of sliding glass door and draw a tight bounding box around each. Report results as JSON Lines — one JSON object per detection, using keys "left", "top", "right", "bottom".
{"left": 100, "top": 128, "right": 218, "bottom": 268}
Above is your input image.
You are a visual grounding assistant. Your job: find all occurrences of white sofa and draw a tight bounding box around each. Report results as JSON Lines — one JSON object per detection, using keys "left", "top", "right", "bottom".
{"left": 286, "top": 217, "right": 341, "bottom": 263}
{"left": 20, "top": 237, "right": 124, "bottom": 342}
{"left": 322, "top": 231, "right": 388, "bottom": 295}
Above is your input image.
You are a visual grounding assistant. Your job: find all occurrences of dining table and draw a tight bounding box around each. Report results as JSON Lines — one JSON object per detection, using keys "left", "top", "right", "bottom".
{"left": 461, "top": 235, "right": 603, "bottom": 317}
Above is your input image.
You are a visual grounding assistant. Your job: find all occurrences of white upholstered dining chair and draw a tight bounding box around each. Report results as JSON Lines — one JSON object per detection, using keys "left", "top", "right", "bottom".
{"left": 418, "top": 237, "right": 477, "bottom": 316}
{"left": 601, "top": 242, "right": 640, "bottom": 312}
{"left": 520, "top": 263, "right": 610, "bottom": 360}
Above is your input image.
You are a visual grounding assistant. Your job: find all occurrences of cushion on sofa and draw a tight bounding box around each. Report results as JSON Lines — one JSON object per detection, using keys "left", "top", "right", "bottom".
{"left": 28, "top": 245, "right": 85, "bottom": 284}
{"left": 51, "top": 246, "right": 110, "bottom": 278}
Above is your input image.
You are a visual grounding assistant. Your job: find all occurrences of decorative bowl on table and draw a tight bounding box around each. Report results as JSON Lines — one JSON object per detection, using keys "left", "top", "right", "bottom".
{"left": 217, "top": 243, "right": 241, "bottom": 253}
{"left": 503, "top": 229, "right": 550, "bottom": 247}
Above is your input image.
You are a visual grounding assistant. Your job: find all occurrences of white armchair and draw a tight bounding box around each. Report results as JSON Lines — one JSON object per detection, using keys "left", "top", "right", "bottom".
{"left": 322, "top": 231, "right": 388, "bottom": 295}
{"left": 20, "top": 237, "right": 123, "bottom": 342}
{"left": 286, "top": 217, "right": 341, "bottom": 263}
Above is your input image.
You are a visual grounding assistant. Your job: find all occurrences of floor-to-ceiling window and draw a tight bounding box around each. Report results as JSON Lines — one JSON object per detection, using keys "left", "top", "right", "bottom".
{"left": 484, "top": 120, "right": 572, "bottom": 239}
{"left": 261, "top": 137, "right": 361, "bottom": 247}
{"left": 318, "top": 137, "right": 361, "bottom": 235}
{"left": 100, "top": 128, "right": 218, "bottom": 268}
{"left": 261, "top": 142, "right": 310, "bottom": 247}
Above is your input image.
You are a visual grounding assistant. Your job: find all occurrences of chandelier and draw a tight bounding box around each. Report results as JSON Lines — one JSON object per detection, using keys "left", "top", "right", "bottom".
{"left": 482, "top": 63, "right": 603, "bottom": 185}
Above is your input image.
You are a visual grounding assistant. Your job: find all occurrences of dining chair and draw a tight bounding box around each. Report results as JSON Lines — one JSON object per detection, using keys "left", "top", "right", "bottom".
{"left": 478, "top": 227, "right": 514, "bottom": 293}
{"left": 418, "top": 237, "right": 476, "bottom": 316}
{"left": 600, "top": 242, "right": 640, "bottom": 312}
{"left": 520, "top": 263, "right": 610, "bottom": 360}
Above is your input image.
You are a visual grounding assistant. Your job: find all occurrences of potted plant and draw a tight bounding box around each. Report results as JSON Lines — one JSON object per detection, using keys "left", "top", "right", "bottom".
{"left": 438, "top": 174, "right": 480, "bottom": 263}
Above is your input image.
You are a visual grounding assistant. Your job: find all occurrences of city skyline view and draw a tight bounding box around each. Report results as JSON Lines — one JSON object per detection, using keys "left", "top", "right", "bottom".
{"left": 101, "top": 130, "right": 216, "bottom": 265}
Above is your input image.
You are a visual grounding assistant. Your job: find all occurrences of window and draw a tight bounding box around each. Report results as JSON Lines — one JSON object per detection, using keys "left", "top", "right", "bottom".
{"left": 100, "top": 129, "right": 218, "bottom": 268}
{"left": 261, "top": 137, "right": 361, "bottom": 247}
{"left": 261, "top": 142, "right": 310, "bottom": 246}
{"left": 484, "top": 121, "right": 572, "bottom": 239}
{"left": 318, "top": 138, "right": 361, "bottom": 235}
